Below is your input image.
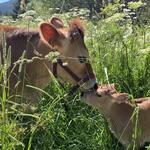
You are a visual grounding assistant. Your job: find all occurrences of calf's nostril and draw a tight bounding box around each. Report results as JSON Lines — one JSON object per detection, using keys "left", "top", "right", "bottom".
{"left": 94, "top": 83, "right": 98, "bottom": 90}
{"left": 80, "top": 92, "right": 84, "bottom": 97}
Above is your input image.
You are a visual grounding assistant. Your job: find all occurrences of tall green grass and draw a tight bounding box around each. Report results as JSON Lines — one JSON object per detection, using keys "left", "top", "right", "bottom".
{"left": 0, "top": 17, "right": 150, "bottom": 150}
{"left": 87, "top": 21, "right": 150, "bottom": 98}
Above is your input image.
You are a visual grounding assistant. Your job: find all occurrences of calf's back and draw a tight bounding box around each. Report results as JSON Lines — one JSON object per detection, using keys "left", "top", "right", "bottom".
{"left": 0, "top": 27, "right": 52, "bottom": 102}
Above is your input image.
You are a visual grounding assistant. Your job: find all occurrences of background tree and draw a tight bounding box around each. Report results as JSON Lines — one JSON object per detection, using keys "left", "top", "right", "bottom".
{"left": 12, "top": 0, "right": 21, "bottom": 19}
{"left": 12, "top": 0, "right": 28, "bottom": 19}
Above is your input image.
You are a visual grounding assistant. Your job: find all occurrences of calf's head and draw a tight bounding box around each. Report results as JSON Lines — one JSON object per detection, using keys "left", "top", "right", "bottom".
{"left": 39, "top": 17, "right": 97, "bottom": 91}
{"left": 82, "top": 84, "right": 129, "bottom": 112}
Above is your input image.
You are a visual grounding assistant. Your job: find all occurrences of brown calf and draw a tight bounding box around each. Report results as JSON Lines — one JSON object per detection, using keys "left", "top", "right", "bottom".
{"left": 82, "top": 84, "right": 150, "bottom": 149}
{"left": 0, "top": 17, "right": 97, "bottom": 103}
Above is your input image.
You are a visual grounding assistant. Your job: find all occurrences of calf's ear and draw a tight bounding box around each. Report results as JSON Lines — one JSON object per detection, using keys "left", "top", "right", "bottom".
{"left": 50, "top": 17, "right": 64, "bottom": 28}
{"left": 112, "top": 93, "right": 129, "bottom": 103}
{"left": 39, "top": 23, "right": 62, "bottom": 48}
{"left": 110, "top": 83, "right": 115, "bottom": 89}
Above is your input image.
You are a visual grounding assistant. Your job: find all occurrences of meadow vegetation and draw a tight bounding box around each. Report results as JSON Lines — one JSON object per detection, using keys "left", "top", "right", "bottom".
{"left": 0, "top": 0, "right": 150, "bottom": 149}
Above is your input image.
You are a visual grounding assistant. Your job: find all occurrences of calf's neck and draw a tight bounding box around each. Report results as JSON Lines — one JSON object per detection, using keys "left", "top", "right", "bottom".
{"left": 82, "top": 84, "right": 150, "bottom": 149}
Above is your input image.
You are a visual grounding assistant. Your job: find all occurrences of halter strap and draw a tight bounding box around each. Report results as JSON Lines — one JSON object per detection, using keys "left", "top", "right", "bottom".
{"left": 52, "top": 58, "right": 95, "bottom": 95}
{"left": 53, "top": 62, "right": 58, "bottom": 78}
{"left": 57, "top": 58, "right": 80, "bottom": 82}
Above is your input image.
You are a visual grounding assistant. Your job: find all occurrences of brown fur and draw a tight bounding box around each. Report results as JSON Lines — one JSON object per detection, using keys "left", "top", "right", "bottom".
{"left": 69, "top": 18, "right": 85, "bottom": 33}
{"left": 0, "top": 17, "right": 96, "bottom": 103}
{"left": 0, "top": 25, "right": 18, "bottom": 32}
{"left": 82, "top": 84, "right": 150, "bottom": 149}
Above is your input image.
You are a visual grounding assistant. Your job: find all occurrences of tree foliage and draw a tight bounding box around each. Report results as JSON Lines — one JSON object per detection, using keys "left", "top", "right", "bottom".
{"left": 32, "top": 0, "right": 149, "bottom": 22}
{"left": 12, "top": 0, "right": 28, "bottom": 19}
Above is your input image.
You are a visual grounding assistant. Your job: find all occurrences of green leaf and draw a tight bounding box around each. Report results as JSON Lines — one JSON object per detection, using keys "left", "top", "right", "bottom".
{"left": 128, "top": 1, "right": 144, "bottom": 10}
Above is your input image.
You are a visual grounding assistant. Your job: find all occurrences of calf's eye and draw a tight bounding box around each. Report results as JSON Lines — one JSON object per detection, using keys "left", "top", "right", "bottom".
{"left": 78, "top": 56, "right": 87, "bottom": 63}
{"left": 96, "top": 92, "right": 102, "bottom": 97}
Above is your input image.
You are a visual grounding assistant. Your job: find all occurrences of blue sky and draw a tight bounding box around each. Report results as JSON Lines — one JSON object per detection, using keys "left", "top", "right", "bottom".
{"left": 0, "top": 0, "right": 10, "bottom": 4}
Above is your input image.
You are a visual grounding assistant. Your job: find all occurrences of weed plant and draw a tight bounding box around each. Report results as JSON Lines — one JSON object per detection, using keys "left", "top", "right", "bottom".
{"left": 0, "top": 15, "right": 150, "bottom": 150}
